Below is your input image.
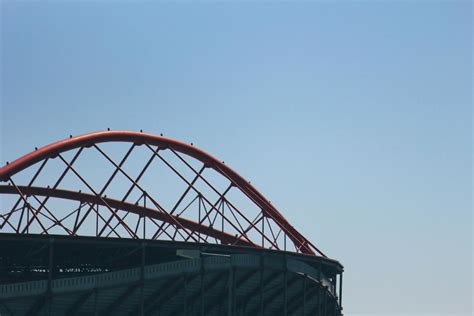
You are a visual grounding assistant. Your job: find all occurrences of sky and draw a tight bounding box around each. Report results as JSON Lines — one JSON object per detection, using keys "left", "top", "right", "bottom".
{"left": 0, "top": 1, "right": 472, "bottom": 315}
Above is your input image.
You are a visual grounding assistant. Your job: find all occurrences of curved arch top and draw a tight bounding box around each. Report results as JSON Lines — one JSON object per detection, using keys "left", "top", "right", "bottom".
{"left": 0, "top": 130, "right": 325, "bottom": 257}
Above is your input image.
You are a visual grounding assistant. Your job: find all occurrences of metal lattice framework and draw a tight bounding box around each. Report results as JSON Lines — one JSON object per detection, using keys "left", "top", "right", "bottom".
{"left": 0, "top": 130, "right": 325, "bottom": 256}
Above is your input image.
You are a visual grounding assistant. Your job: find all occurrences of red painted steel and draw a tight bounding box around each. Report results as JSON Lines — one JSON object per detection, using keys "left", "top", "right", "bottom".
{"left": 0, "top": 130, "right": 325, "bottom": 256}
{"left": 0, "top": 185, "right": 254, "bottom": 247}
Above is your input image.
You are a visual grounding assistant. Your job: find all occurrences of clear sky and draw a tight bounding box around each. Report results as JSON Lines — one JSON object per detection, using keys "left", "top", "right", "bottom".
{"left": 1, "top": 1, "right": 472, "bottom": 315}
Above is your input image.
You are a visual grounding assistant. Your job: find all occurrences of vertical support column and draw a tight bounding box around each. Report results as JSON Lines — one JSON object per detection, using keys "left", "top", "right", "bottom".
{"left": 95, "top": 204, "right": 99, "bottom": 236}
{"left": 339, "top": 272, "right": 343, "bottom": 312}
{"left": 316, "top": 279, "right": 320, "bottom": 316}
{"left": 332, "top": 272, "right": 338, "bottom": 316}
{"left": 140, "top": 242, "right": 146, "bottom": 316}
{"left": 92, "top": 288, "right": 97, "bottom": 316}
{"left": 200, "top": 258, "right": 204, "bottom": 316}
{"left": 302, "top": 273, "right": 306, "bottom": 316}
{"left": 259, "top": 254, "right": 264, "bottom": 316}
{"left": 283, "top": 256, "right": 287, "bottom": 316}
{"left": 323, "top": 286, "right": 327, "bottom": 316}
{"left": 318, "top": 261, "right": 322, "bottom": 316}
{"left": 183, "top": 273, "right": 187, "bottom": 316}
{"left": 227, "top": 266, "right": 234, "bottom": 316}
{"left": 93, "top": 288, "right": 99, "bottom": 316}
{"left": 221, "top": 200, "right": 225, "bottom": 234}
{"left": 143, "top": 194, "right": 147, "bottom": 239}
{"left": 26, "top": 202, "right": 30, "bottom": 233}
{"left": 47, "top": 238, "right": 54, "bottom": 315}
{"left": 198, "top": 195, "right": 202, "bottom": 242}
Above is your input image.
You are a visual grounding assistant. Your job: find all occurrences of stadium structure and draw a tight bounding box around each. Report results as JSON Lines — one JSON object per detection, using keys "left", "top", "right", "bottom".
{"left": 0, "top": 130, "right": 343, "bottom": 315}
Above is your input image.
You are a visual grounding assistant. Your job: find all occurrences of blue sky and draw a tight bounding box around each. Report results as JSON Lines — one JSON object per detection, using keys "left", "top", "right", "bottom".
{"left": 1, "top": 1, "right": 472, "bottom": 315}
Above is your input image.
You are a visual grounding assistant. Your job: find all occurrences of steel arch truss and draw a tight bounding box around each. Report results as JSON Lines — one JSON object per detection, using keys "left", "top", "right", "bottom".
{"left": 0, "top": 130, "right": 325, "bottom": 256}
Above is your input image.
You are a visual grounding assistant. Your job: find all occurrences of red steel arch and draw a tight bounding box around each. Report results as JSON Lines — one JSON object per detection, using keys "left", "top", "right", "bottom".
{"left": 0, "top": 130, "right": 326, "bottom": 257}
